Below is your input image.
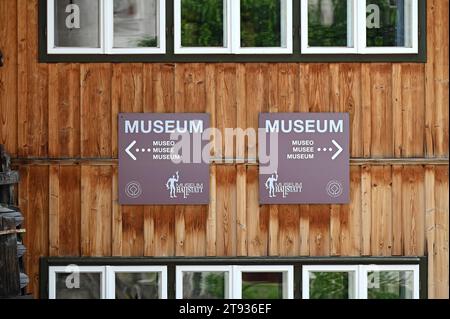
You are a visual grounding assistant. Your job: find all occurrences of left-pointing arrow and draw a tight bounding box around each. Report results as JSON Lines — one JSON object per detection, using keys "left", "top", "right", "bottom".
{"left": 126, "top": 140, "right": 137, "bottom": 160}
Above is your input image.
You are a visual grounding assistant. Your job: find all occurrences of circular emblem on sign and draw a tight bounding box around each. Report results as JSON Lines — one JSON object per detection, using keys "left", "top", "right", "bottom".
{"left": 326, "top": 180, "right": 343, "bottom": 198}
{"left": 125, "top": 181, "right": 142, "bottom": 199}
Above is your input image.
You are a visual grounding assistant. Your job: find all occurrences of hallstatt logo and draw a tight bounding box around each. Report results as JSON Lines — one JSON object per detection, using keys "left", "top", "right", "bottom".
{"left": 265, "top": 172, "right": 303, "bottom": 199}
{"left": 166, "top": 171, "right": 204, "bottom": 199}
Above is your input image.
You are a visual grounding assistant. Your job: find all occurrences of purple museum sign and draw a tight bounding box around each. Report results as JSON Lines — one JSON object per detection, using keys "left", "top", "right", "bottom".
{"left": 259, "top": 113, "right": 350, "bottom": 204}
{"left": 119, "top": 113, "right": 210, "bottom": 205}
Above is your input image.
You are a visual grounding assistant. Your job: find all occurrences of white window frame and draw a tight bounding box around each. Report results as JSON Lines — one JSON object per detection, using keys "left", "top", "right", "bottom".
{"left": 301, "top": 0, "right": 419, "bottom": 54}
{"left": 176, "top": 266, "right": 233, "bottom": 299}
{"left": 47, "top": 0, "right": 105, "bottom": 54}
{"left": 359, "top": 265, "right": 420, "bottom": 299}
{"left": 106, "top": 266, "right": 168, "bottom": 299}
{"left": 301, "top": 0, "right": 357, "bottom": 54}
{"left": 234, "top": 0, "right": 293, "bottom": 54}
{"left": 233, "top": 265, "right": 294, "bottom": 299}
{"left": 49, "top": 266, "right": 106, "bottom": 299}
{"left": 174, "top": 0, "right": 293, "bottom": 55}
{"left": 174, "top": 0, "right": 233, "bottom": 54}
{"left": 47, "top": 0, "right": 166, "bottom": 54}
{"left": 358, "top": 0, "right": 419, "bottom": 54}
{"left": 303, "top": 265, "right": 420, "bottom": 300}
{"left": 105, "top": 0, "right": 166, "bottom": 54}
{"left": 302, "top": 265, "right": 359, "bottom": 299}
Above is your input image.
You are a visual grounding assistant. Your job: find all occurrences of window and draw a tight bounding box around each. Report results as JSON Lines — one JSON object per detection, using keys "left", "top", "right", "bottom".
{"left": 47, "top": 0, "right": 166, "bottom": 54}
{"left": 106, "top": 266, "right": 168, "bottom": 299}
{"left": 44, "top": 258, "right": 424, "bottom": 299}
{"left": 360, "top": 265, "right": 419, "bottom": 299}
{"left": 176, "top": 266, "right": 233, "bottom": 299}
{"left": 174, "top": 0, "right": 293, "bottom": 54}
{"left": 301, "top": 0, "right": 418, "bottom": 54}
{"left": 42, "top": 0, "right": 424, "bottom": 61}
{"left": 233, "top": 266, "right": 294, "bottom": 299}
{"left": 301, "top": 0, "right": 357, "bottom": 53}
{"left": 176, "top": 265, "right": 294, "bottom": 299}
{"left": 49, "top": 266, "right": 167, "bottom": 299}
{"left": 49, "top": 266, "right": 106, "bottom": 299}
{"left": 303, "top": 265, "right": 420, "bottom": 299}
{"left": 302, "top": 265, "right": 358, "bottom": 299}
{"left": 359, "top": 0, "right": 418, "bottom": 53}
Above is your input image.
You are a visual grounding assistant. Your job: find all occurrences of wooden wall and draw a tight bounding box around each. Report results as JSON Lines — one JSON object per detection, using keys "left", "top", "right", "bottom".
{"left": 0, "top": 0, "right": 448, "bottom": 299}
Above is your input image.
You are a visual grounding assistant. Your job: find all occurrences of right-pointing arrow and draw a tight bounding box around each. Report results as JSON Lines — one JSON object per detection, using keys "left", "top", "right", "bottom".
{"left": 332, "top": 140, "right": 343, "bottom": 160}
{"left": 126, "top": 140, "right": 137, "bottom": 161}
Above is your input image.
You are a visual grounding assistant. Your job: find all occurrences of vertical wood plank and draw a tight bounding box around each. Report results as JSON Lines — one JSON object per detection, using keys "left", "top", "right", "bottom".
{"left": 371, "top": 166, "right": 392, "bottom": 256}
{"left": 299, "top": 205, "right": 310, "bottom": 256}
{"left": 402, "top": 166, "right": 425, "bottom": 256}
{"left": 236, "top": 165, "right": 247, "bottom": 256}
{"left": 392, "top": 64, "right": 403, "bottom": 157}
{"left": 392, "top": 165, "right": 403, "bottom": 255}
{"left": 434, "top": 166, "right": 449, "bottom": 298}
{"left": 278, "top": 205, "right": 300, "bottom": 256}
{"left": 247, "top": 166, "right": 268, "bottom": 256}
{"left": 370, "top": 64, "right": 393, "bottom": 157}
{"left": 343, "top": 166, "right": 361, "bottom": 256}
{"left": 431, "top": 0, "right": 449, "bottom": 157}
{"left": 425, "top": 166, "right": 436, "bottom": 298}
{"left": 361, "top": 165, "right": 372, "bottom": 256}
{"left": 206, "top": 165, "right": 217, "bottom": 256}
{"left": 21, "top": 166, "right": 49, "bottom": 298}
{"left": 80, "top": 166, "right": 112, "bottom": 256}
{"left": 340, "top": 64, "right": 362, "bottom": 157}
{"left": 309, "top": 206, "right": 330, "bottom": 257}
{"left": 0, "top": 0, "right": 18, "bottom": 156}
{"left": 111, "top": 165, "right": 122, "bottom": 256}
{"left": 17, "top": 0, "right": 48, "bottom": 157}
{"left": 216, "top": 166, "right": 237, "bottom": 256}
{"left": 143, "top": 206, "right": 155, "bottom": 256}
{"left": 48, "top": 64, "right": 80, "bottom": 158}
{"left": 330, "top": 205, "right": 341, "bottom": 256}
{"left": 48, "top": 166, "right": 59, "bottom": 257}
{"left": 402, "top": 64, "right": 425, "bottom": 157}
{"left": 153, "top": 206, "right": 175, "bottom": 257}
{"left": 80, "top": 64, "right": 112, "bottom": 158}
{"left": 361, "top": 65, "right": 372, "bottom": 157}
{"left": 58, "top": 166, "right": 81, "bottom": 256}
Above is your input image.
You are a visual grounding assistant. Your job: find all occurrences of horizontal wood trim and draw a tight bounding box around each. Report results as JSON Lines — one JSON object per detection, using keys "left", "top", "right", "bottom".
{"left": 11, "top": 157, "right": 450, "bottom": 166}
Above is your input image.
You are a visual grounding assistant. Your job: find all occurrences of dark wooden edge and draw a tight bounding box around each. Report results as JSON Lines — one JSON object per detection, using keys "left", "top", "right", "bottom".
{"left": 39, "top": 256, "right": 428, "bottom": 299}
{"left": 38, "top": 0, "right": 427, "bottom": 63}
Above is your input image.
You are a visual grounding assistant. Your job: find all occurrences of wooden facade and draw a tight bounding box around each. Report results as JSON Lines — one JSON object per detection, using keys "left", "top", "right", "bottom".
{"left": 0, "top": 0, "right": 448, "bottom": 299}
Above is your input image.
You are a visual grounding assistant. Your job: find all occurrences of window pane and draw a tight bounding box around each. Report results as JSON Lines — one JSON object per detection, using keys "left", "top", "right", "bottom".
{"left": 366, "top": 0, "right": 414, "bottom": 47}
{"left": 181, "top": 0, "right": 226, "bottom": 47}
{"left": 242, "top": 272, "right": 283, "bottom": 299}
{"left": 241, "top": 0, "right": 283, "bottom": 47}
{"left": 307, "top": 0, "right": 353, "bottom": 47}
{"left": 115, "top": 272, "right": 161, "bottom": 299}
{"left": 54, "top": 0, "right": 100, "bottom": 48}
{"left": 113, "top": 0, "right": 159, "bottom": 48}
{"left": 182, "top": 272, "right": 227, "bottom": 299}
{"left": 55, "top": 273, "right": 101, "bottom": 299}
{"left": 367, "top": 271, "right": 414, "bottom": 299}
{"left": 309, "top": 272, "right": 356, "bottom": 299}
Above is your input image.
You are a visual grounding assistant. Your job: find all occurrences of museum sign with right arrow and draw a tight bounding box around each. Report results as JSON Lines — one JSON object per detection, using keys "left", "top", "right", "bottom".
{"left": 259, "top": 113, "right": 350, "bottom": 205}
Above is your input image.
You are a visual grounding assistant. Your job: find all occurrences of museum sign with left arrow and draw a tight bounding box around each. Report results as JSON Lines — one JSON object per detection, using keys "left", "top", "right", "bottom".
{"left": 118, "top": 113, "right": 211, "bottom": 205}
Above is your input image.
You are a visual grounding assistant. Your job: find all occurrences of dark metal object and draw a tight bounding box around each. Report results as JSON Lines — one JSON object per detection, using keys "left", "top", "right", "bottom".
{"left": 40, "top": 256, "right": 428, "bottom": 299}
{"left": 38, "top": 0, "right": 427, "bottom": 63}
